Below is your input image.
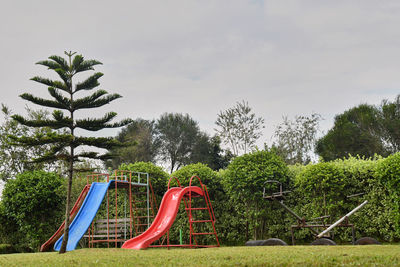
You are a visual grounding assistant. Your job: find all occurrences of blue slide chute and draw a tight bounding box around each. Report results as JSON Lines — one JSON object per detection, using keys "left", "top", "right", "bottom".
{"left": 54, "top": 181, "right": 114, "bottom": 251}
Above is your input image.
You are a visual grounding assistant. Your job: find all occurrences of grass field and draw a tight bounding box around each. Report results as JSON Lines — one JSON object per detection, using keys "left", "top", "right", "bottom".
{"left": 0, "top": 245, "right": 399, "bottom": 266}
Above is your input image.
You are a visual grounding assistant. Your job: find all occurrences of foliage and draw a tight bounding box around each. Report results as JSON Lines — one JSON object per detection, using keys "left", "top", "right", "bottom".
{"left": 169, "top": 164, "right": 224, "bottom": 244}
{"left": 380, "top": 94, "right": 400, "bottom": 153}
{"left": 118, "top": 162, "right": 169, "bottom": 200}
{"left": 222, "top": 149, "right": 289, "bottom": 241}
{"left": 0, "top": 244, "right": 16, "bottom": 254}
{"left": 189, "top": 135, "right": 233, "bottom": 171}
{"left": 295, "top": 162, "right": 350, "bottom": 218}
{"left": 290, "top": 156, "right": 398, "bottom": 243}
{"left": 0, "top": 105, "right": 60, "bottom": 181}
{"left": 273, "top": 113, "right": 322, "bottom": 164}
{"left": 171, "top": 163, "right": 221, "bottom": 197}
{"left": 0, "top": 171, "right": 64, "bottom": 251}
{"left": 155, "top": 113, "right": 201, "bottom": 173}
{"left": 375, "top": 153, "right": 400, "bottom": 239}
{"left": 10, "top": 51, "right": 131, "bottom": 253}
{"left": 106, "top": 119, "right": 159, "bottom": 169}
{"left": 215, "top": 100, "right": 265, "bottom": 156}
{"left": 316, "top": 104, "right": 387, "bottom": 161}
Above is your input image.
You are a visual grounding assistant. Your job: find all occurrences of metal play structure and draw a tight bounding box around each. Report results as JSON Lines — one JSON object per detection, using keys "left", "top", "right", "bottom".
{"left": 262, "top": 180, "right": 369, "bottom": 245}
{"left": 85, "top": 170, "right": 157, "bottom": 248}
{"left": 122, "top": 176, "right": 220, "bottom": 249}
{"left": 40, "top": 170, "right": 156, "bottom": 252}
{"left": 41, "top": 173, "right": 220, "bottom": 251}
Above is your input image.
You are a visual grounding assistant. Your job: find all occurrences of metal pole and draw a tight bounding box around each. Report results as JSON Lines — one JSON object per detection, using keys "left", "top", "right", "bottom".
{"left": 147, "top": 173, "right": 150, "bottom": 229}
{"left": 277, "top": 201, "right": 320, "bottom": 236}
{"left": 317, "top": 200, "right": 368, "bottom": 238}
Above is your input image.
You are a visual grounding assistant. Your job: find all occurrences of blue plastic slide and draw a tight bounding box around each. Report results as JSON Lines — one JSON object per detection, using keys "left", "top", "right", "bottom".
{"left": 54, "top": 181, "right": 113, "bottom": 251}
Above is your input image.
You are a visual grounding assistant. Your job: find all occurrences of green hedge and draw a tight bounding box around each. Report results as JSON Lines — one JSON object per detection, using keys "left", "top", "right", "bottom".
{"left": 0, "top": 244, "right": 16, "bottom": 254}
{"left": 169, "top": 164, "right": 224, "bottom": 245}
{"left": 222, "top": 150, "right": 289, "bottom": 243}
{"left": 0, "top": 171, "right": 64, "bottom": 251}
{"left": 119, "top": 162, "right": 169, "bottom": 201}
{"left": 215, "top": 153, "right": 400, "bottom": 244}
{"left": 283, "top": 156, "right": 399, "bottom": 243}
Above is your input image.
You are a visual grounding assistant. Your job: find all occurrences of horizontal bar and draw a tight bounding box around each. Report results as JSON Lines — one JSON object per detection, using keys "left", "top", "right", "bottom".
{"left": 185, "top": 207, "right": 208, "bottom": 210}
{"left": 190, "top": 220, "right": 212, "bottom": 223}
{"left": 192, "top": 232, "right": 215, "bottom": 235}
{"left": 96, "top": 218, "right": 131, "bottom": 223}
{"left": 95, "top": 229, "right": 129, "bottom": 233}
{"left": 291, "top": 224, "right": 353, "bottom": 228}
{"left": 84, "top": 234, "right": 122, "bottom": 238}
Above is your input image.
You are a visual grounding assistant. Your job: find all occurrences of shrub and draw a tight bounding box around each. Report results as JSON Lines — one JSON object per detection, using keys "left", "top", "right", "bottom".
{"left": 169, "top": 164, "right": 223, "bottom": 245}
{"left": 295, "top": 162, "right": 349, "bottom": 219}
{"left": 222, "top": 150, "right": 289, "bottom": 243}
{"left": 375, "top": 153, "right": 400, "bottom": 240}
{"left": 118, "top": 162, "right": 169, "bottom": 199}
{"left": 289, "top": 156, "right": 397, "bottom": 243}
{"left": 0, "top": 171, "right": 64, "bottom": 251}
{"left": 0, "top": 244, "right": 16, "bottom": 254}
{"left": 171, "top": 163, "right": 220, "bottom": 196}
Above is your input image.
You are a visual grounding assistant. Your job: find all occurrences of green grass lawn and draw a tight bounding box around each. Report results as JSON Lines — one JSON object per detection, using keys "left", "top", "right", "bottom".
{"left": 0, "top": 246, "right": 399, "bottom": 267}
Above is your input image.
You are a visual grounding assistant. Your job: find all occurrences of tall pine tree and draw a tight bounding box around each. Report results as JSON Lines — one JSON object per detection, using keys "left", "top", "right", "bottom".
{"left": 11, "top": 51, "right": 131, "bottom": 253}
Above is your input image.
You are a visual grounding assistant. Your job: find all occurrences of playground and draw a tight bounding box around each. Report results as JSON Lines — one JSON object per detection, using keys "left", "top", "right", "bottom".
{"left": 0, "top": 156, "right": 398, "bottom": 267}
{"left": 40, "top": 170, "right": 219, "bottom": 252}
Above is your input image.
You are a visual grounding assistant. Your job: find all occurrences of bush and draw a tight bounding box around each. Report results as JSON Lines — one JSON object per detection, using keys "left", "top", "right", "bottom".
{"left": 375, "top": 153, "right": 400, "bottom": 240}
{"left": 169, "top": 163, "right": 223, "bottom": 245}
{"left": 0, "top": 170, "right": 64, "bottom": 251}
{"left": 289, "top": 156, "right": 397, "bottom": 243}
{"left": 222, "top": 150, "right": 289, "bottom": 243}
{"left": 171, "top": 163, "right": 221, "bottom": 196}
{"left": 118, "top": 162, "right": 169, "bottom": 200}
{"left": 0, "top": 244, "right": 16, "bottom": 254}
{"left": 295, "top": 162, "right": 349, "bottom": 219}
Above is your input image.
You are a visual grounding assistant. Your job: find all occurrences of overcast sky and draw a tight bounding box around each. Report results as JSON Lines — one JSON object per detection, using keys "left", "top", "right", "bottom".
{"left": 1, "top": 0, "right": 400, "bottom": 148}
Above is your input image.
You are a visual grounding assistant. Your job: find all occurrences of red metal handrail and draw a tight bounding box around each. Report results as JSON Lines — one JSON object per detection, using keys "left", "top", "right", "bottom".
{"left": 168, "top": 176, "right": 182, "bottom": 189}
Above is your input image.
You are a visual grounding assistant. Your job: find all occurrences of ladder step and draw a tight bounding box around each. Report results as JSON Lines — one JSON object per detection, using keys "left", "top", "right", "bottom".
{"left": 190, "top": 220, "right": 212, "bottom": 223}
{"left": 192, "top": 232, "right": 216, "bottom": 236}
{"left": 186, "top": 207, "right": 208, "bottom": 210}
{"left": 133, "top": 192, "right": 148, "bottom": 195}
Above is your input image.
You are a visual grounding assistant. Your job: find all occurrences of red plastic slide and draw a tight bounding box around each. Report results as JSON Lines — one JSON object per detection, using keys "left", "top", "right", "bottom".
{"left": 40, "top": 185, "right": 90, "bottom": 252}
{"left": 122, "top": 186, "right": 203, "bottom": 250}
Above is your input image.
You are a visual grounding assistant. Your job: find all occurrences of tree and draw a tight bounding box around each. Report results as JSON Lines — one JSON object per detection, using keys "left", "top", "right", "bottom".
{"left": 155, "top": 113, "right": 200, "bottom": 173}
{"left": 106, "top": 119, "right": 159, "bottom": 169}
{"left": 272, "top": 113, "right": 322, "bottom": 164}
{"left": 380, "top": 94, "right": 400, "bottom": 153}
{"left": 11, "top": 52, "right": 131, "bottom": 253}
{"left": 215, "top": 100, "right": 265, "bottom": 156}
{"left": 0, "top": 105, "right": 57, "bottom": 181}
{"left": 190, "top": 134, "right": 233, "bottom": 170}
{"left": 316, "top": 104, "right": 386, "bottom": 161}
